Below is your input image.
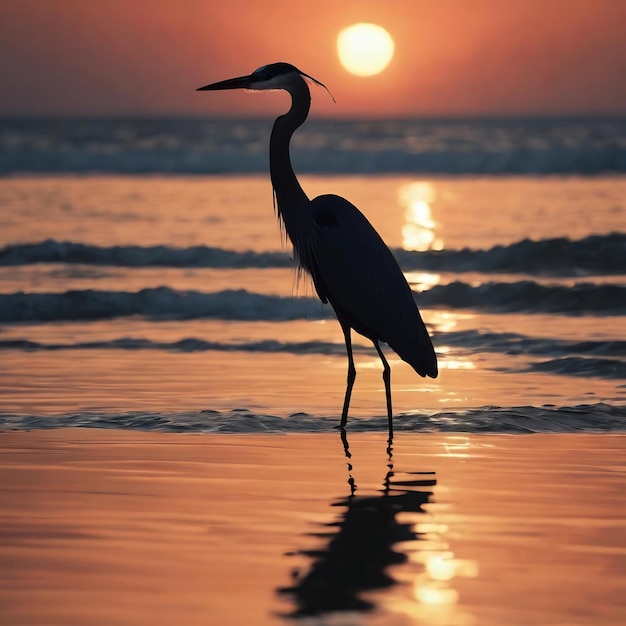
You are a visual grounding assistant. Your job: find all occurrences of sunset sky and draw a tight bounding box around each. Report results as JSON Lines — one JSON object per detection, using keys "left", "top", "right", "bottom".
{"left": 1, "top": 0, "right": 625, "bottom": 117}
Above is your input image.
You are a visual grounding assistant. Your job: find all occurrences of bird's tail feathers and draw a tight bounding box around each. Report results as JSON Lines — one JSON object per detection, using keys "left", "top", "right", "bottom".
{"left": 392, "top": 332, "right": 438, "bottom": 379}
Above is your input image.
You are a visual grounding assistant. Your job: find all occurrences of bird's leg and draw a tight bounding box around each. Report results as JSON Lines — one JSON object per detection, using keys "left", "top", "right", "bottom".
{"left": 374, "top": 340, "right": 394, "bottom": 441}
{"left": 340, "top": 322, "right": 356, "bottom": 429}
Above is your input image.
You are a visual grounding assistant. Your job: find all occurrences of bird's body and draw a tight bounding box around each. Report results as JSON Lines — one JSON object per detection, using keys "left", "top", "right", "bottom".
{"left": 198, "top": 62, "right": 437, "bottom": 436}
{"left": 309, "top": 193, "right": 436, "bottom": 378}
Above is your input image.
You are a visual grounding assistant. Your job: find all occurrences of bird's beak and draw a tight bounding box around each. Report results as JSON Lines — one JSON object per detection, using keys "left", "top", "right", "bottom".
{"left": 196, "top": 74, "right": 253, "bottom": 91}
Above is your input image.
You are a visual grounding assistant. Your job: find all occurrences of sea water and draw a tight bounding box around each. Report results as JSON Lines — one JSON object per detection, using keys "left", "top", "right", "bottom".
{"left": 0, "top": 118, "right": 624, "bottom": 432}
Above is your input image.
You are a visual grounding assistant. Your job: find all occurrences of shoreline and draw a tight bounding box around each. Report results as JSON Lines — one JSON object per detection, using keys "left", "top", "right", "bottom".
{"left": 1, "top": 400, "right": 625, "bottom": 433}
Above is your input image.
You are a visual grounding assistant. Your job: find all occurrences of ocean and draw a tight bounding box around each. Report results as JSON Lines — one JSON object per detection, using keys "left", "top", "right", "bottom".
{"left": 0, "top": 117, "right": 625, "bottom": 432}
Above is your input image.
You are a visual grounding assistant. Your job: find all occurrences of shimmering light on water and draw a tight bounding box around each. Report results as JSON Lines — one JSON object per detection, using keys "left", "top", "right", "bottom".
{"left": 399, "top": 181, "right": 445, "bottom": 251}
{"left": 389, "top": 482, "right": 479, "bottom": 624}
{"left": 442, "top": 437, "right": 473, "bottom": 458}
{"left": 405, "top": 271, "right": 442, "bottom": 292}
{"left": 436, "top": 346, "right": 477, "bottom": 371}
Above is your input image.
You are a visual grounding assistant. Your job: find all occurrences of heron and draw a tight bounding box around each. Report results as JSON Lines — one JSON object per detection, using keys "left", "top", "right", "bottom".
{"left": 197, "top": 62, "right": 437, "bottom": 437}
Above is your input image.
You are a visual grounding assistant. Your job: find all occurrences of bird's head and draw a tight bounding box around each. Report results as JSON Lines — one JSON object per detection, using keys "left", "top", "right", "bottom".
{"left": 197, "top": 62, "right": 334, "bottom": 101}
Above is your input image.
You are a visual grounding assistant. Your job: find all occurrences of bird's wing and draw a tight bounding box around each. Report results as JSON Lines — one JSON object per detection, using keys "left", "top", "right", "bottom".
{"left": 310, "top": 194, "right": 437, "bottom": 378}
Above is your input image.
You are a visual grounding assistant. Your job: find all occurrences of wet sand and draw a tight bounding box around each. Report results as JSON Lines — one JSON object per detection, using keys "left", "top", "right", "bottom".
{"left": 0, "top": 429, "right": 624, "bottom": 625}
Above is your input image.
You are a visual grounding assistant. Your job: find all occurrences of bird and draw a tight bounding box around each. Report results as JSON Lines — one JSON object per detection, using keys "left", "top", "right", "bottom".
{"left": 197, "top": 62, "right": 437, "bottom": 437}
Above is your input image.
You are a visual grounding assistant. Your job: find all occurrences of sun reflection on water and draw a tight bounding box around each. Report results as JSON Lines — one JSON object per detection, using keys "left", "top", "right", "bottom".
{"left": 405, "top": 270, "right": 441, "bottom": 292}
{"left": 399, "top": 181, "right": 444, "bottom": 251}
{"left": 427, "top": 310, "right": 475, "bottom": 333}
{"left": 436, "top": 346, "right": 477, "bottom": 371}
{"left": 391, "top": 528, "right": 478, "bottom": 624}
{"left": 442, "top": 436, "right": 473, "bottom": 459}
{"left": 391, "top": 471, "right": 478, "bottom": 624}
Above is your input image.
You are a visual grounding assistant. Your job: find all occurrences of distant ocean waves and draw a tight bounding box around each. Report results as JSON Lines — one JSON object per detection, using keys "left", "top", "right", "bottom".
{"left": 1, "top": 403, "right": 624, "bottom": 433}
{"left": 1, "top": 117, "right": 625, "bottom": 175}
{"left": 3, "top": 232, "right": 625, "bottom": 275}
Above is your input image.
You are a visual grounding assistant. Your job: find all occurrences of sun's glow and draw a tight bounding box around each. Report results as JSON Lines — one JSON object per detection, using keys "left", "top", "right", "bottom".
{"left": 337, "top": 23, "right": 395, "bottom": 76}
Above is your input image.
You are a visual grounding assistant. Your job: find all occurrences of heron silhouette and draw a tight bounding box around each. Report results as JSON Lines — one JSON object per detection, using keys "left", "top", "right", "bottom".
{"left": 197, "top": 62, "right": 437, "bottom": 436}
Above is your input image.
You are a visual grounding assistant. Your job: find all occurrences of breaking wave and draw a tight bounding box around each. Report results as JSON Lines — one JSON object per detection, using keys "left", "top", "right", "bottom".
{"left": 524, "top": 357, "right": 626, "bottom": 379}
{"left": 418, "top": 281, "right": 626, "bottom": 315}
{"left": 2, "top": 233, "right": 625, "bottom": 276}
{"left": 1, "top": 280, "right": 625, "bottom": 323}
{"left": 0, "top": 288, "right": 326, "bottom": 322}
{"left": 0, "top": 403, "right": 624, "bottom": 433}
{"left": 0, "top": 337, "right": 357, "bottom": 356}
{"left": 0, "top": 240, "right": 293, "bottom": 269}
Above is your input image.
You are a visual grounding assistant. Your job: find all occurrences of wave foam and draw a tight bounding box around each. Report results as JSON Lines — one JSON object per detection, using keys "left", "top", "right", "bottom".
{"left": 0, "top": 403, "right": 624, "bottom": 433}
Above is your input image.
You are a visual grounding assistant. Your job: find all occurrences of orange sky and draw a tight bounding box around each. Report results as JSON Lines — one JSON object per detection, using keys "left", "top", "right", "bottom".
{"left": 1, "top": 0, "right": 625, "bottom": 117}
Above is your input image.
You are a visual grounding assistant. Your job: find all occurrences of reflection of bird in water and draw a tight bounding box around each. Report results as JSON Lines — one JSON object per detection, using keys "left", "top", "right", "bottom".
{"left": 278, "top": 431, "right": 436, "bottom": 616}
{"left": 197, "top": 63, "right": 437, "bottom": 436}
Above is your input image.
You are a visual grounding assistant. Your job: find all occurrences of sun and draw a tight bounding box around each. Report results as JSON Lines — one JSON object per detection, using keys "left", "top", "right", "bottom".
{"left": 337, "top": 23, "right": 395, "bottom": 76}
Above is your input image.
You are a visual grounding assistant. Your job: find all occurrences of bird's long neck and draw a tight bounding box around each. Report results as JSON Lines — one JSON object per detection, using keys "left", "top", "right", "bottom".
{"left": 270, "top": 77, "right": 311, "bottom": 263}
